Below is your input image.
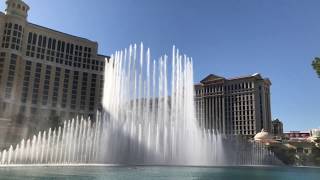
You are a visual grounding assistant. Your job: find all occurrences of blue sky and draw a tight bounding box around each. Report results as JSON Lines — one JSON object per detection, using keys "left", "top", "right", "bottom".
{"left": 1, "top": 0, "right": 319, "bottom": 131}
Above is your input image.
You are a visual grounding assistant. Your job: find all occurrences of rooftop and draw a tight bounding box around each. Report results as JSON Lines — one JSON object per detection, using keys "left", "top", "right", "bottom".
{"left": 198, "top": 73, "right": 271, "bottom": 85}
{"left": 272, "top": 119, "right": 282, "bottom": 123}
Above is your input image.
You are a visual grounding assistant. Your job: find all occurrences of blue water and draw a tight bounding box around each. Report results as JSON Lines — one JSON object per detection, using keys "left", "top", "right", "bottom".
{"left": 0, "top": 166, "right": 319, "bottom": 180}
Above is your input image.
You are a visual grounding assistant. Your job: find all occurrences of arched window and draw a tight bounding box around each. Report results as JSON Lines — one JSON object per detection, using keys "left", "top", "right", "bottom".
{"left": 17, "top": 4, "right": 21, "bottom": 9}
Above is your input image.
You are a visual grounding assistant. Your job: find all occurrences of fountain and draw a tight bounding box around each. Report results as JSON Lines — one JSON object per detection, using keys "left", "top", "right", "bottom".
{"left": 0, "top": 43, "right": 281, "bottom": 166}
{"left": 0, "top": 117, "right": 101, "bottom": 165}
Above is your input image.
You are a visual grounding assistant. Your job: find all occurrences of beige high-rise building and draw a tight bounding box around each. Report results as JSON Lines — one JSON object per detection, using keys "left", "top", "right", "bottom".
{"left": 0, "top": 0, "right": 108, "bottom": 137}
{"left": 195, "top": 73, "right": 272, "bottom": 136}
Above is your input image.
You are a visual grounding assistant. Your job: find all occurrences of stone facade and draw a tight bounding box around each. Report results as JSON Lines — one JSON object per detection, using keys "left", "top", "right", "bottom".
{"left": 195, "top": 73, "right": 272, "bottom": 136}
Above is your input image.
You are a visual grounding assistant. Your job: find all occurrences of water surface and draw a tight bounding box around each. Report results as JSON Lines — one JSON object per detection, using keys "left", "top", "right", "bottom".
{"left": 0, "top": 166, "right": 319, "bottom": 180}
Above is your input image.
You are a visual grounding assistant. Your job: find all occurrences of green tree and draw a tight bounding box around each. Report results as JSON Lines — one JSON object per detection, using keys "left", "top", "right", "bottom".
{"left": 312, "top": 57, "right": 320, "bottom": 77}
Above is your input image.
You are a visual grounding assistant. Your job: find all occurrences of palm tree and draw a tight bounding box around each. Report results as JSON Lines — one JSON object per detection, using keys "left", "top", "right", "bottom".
{"left": 312, "top": 57, "right": 320, "bottom": 77}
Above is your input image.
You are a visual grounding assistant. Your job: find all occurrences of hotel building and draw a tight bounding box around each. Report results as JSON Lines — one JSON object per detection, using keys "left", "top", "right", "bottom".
{"left": 195, "top": 73, "right": 272, "bottom": 136}
{"left": 271, "top": 118, "right": 283, "bottom": 137}
{"left": 0, "top": 0, "right": 108, "bottom": 135}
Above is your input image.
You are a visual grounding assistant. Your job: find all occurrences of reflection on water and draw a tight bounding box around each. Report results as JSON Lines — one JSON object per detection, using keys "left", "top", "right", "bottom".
{"left": 0, "top": 166, "right": 319, "bottom": 180}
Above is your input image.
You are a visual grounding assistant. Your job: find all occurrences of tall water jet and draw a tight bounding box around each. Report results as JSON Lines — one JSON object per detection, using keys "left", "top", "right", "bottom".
{"left": 99, "top": 43, "right": 280, "bottom": 165}
{"left": 100, "top": 44, "right": 207, "bottom": 165}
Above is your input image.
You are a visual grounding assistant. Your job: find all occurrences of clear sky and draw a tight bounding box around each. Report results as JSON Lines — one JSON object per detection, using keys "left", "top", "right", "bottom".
{"left": 1, "top": 0, "right": 319, "bottom": 131}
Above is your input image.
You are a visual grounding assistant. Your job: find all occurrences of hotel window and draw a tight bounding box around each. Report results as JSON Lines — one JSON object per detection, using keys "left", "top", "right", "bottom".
{"left": 36, "top": 35, "right": 42, "bottom": 59}
{"left": 80, "top": 72, "right": 88, "bottom": 110}
{"left": 50, "top": 39, "right": 56, "bottom": 60}
{"left": 42, "top": 65, "right": 51, "bottom": 105}
{"left": 52, "top": 39, "right": 56, "bottom": 50}
{"left": 2, "top": 23, "right": 13, "bottom": 49}
{"left": 74, "top": 44, "right": 82, "bottom": 68}
{"left": 0, "top": 52, "right": 6, "bottom": 87}
{"left": 52, "top": 67, "right": 61, "bottom": 107}
{"left": 89, "top": 74, "right": 97, "bottom": 111}
{"left": 56, "top": 40, "right": 61, "bottom": 63}
{"left": 26, "top": 32, "right": 32, "bottom": 56}
{"left": 5, "top": 54, "right": 17, "bottom": 98}
{"left": 32, "top": 33, "right": 37, "bottom": 45}
{"left": 56, "top": 41, "right": 65, "bottom": 64}
{"left": 42, "top": 37, "right": 47, "bottom": 47}
{"left": 92, "top": 60, "right": 96, "bottom": 69}
{"left": 28, "top": 33, "right": 38, "bottom": 57}
{"left": 46, "top": 38, "right": 52, "bottom": 61}
{"left": 66, "top": 43, "right": 69, "bottom": 59}
{"left": 65, "top": 43, "right": 74, "bottom": 66}
{"left": 21, "top": 61, "right": 32, "bottom": 103}
{"left": 100, "top": 61, "right": 104, "bottom": 71}
{"left": 61, "top": 69, "right": 70, "bottom": 108}
{"left": 27, "top": 32, "right": 32, "bottom": 43}
{"left": 48, "top": 38, "right": 52, "bottom": 48}
{"left": 41, "top": 36, "right": 46, "bottom": 59}
{"left": 99, "top": 75, "right": 104, "bottom": 103}
{"left": 71, "top": 71, "right": 79, "bottom": 109}
{"left": 32, "top": 63, "right": 42, "bottom": 105}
